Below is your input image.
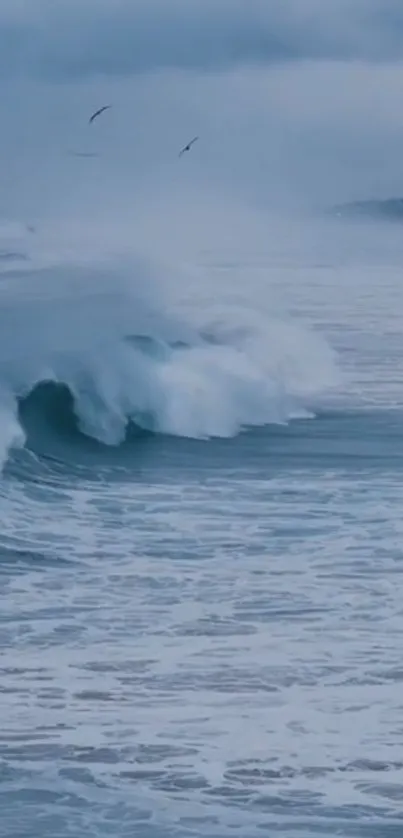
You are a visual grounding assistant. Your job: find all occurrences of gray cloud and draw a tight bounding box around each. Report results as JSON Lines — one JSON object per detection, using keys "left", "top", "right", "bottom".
{"left": 2, "top": 1, "right": 403, "bottom": 80}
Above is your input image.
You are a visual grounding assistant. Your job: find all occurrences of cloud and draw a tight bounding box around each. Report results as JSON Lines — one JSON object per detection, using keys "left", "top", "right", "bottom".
{"left": 2, "top": 1, "right": 403, "bottom": 81}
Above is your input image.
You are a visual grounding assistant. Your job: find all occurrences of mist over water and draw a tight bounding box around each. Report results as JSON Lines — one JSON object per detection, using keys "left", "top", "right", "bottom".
{"left": 0, "top": 225, "right": 339, "bottom": 466}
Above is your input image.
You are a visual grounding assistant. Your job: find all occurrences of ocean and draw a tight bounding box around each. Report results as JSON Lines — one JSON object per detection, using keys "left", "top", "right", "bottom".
{"left": 0, "top": 209, "right": 402, "bottom": 837}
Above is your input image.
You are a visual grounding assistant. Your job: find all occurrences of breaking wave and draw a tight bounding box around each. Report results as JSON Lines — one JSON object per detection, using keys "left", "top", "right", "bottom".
{"left": 0, "top": 250, "right": 339, "bottom": 468}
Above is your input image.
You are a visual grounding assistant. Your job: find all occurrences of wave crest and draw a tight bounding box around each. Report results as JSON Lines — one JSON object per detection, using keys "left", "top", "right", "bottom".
{"left": 0, "top": 255, "right": 339, "bottom": 465}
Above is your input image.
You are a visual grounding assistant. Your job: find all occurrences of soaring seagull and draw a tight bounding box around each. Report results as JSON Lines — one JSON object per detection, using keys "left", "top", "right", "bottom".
{"left": 89, "top": 105, "right": 111, "bottom": 124}
{"left": 179, "top": 136, "right": 199, "bottom": 157}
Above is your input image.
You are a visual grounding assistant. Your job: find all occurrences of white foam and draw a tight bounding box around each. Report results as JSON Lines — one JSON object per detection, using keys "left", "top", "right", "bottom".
{"left": 0, "top": 394, "right": 25, "bottom": 469}
{"left": 0, "top": 245, "right": 339, "bottom": 455}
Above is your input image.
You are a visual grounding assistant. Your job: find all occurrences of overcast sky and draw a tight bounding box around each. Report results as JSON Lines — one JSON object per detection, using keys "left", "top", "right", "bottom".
{"left": 3, "top": 0, "right": 403, "bottom": 77}
{"left": 2, "top": 1, "right": 403, "bottom": 232}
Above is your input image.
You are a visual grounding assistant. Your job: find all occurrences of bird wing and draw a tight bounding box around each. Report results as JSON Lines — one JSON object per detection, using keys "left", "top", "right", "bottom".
{"left": 89, "top": 105, "right": 111, "bottom": 124}
{"left": 178, "top": 136, "right": 199, "bottom": 156}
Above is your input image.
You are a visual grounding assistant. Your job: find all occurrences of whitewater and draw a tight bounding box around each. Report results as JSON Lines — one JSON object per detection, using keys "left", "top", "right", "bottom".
{"left": 0, "top": 220, "right": 337, "bottom": 466}
{"left": 1, "top": 209, "right": 403, "bottom": 838}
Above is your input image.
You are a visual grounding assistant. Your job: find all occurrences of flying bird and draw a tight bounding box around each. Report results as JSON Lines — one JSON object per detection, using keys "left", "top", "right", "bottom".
{"left": 89, "top": 105, "right": 111, "bottom": 124}
{"left": 179, "top": 136, "right": 199, "bottom": 157}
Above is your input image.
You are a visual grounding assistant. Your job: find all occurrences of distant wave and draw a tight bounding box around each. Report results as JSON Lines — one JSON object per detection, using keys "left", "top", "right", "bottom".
{"left": 0, "top": 252, "right": 338, "bottom": 468}
{"left": 329, "top": 198, "right": 403, "bottom": 222}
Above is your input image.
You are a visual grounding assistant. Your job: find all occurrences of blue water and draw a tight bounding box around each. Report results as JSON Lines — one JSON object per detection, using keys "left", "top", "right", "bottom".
{"left": 1, "top": 214, "right": 403, "bottom": 837}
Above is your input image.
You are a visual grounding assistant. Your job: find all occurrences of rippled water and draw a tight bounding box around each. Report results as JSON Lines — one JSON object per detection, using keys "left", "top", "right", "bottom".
{"left": 1, "top": 218, "right": 403, "bottom": 837}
